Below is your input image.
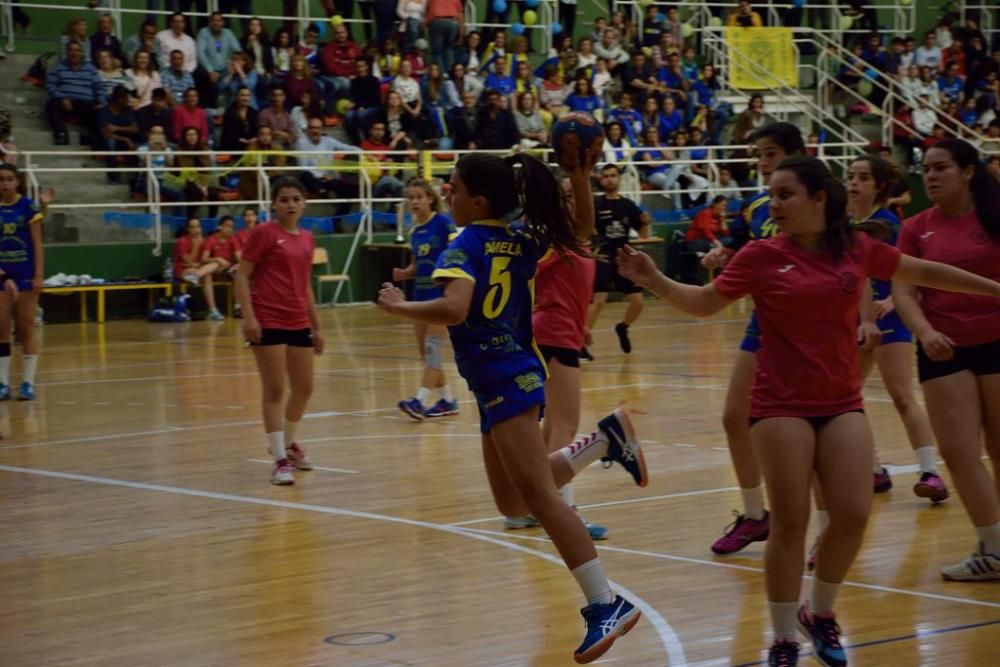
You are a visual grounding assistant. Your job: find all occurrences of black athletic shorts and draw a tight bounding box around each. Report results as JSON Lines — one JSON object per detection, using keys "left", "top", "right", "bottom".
{"left": 594, "top": 258, "right": 643, "bottom": 295}
{"left": 917, "top": 338, "right": 1000, "bottom": 383}
{"left": 250, "top": 327, "right": 314, "bottom": 347}
{"left": 749, "top": 410, "right": 865, "bottom": 431}
{"left": 538, "top": 344, "right": 580, "bottom": 368}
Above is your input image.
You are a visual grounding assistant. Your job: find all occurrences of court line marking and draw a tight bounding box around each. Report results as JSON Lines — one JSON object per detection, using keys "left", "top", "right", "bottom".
{"left": 457, "top": 527, "right": 1000, "bottom": 611}
{"left": 0, "top": 463, "right": 685, "bottom": 665}
{"left": 246, "top": 459, "right": 360, "bottom": 475}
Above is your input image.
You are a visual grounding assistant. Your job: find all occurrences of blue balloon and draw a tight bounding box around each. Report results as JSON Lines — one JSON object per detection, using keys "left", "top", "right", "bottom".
{"left": 792, "top": 0, "right": 805, "bottom": 7}
{"left": 524, "top": 0, "right": 540, "bottom": 7}
{"left": 314, "top": 21, "right": 327, "bottom": 39}
{"left": 656, "top": 12, "right": 665, "bottom": 22}
{"left": 492, "top": 0, "right": 506, "bottom": 13}
{"left": 864, "top": 67, "right": 878, "bottom": 81}
{"left": 511, "top": 22, "right": 525, "bottom": 35}
{"left": 551, "top": 22, "right": 563, "bottom": 34}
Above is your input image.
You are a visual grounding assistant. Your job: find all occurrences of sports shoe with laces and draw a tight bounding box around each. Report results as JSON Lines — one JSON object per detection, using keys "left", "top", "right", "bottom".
{"left": 913, "top": 471, "right": 949, "bottom": 503}
{"left": 940, "top": 542, "right": 1000, "bottom": 581}
{"left": 797, "top": 604, "right": 847, "bottom": 667}
{"left": 581, "top": 518, "right": 609, "bottom": 541}
{"left": 503, "top": 516, "right": 541, "bottom": 530}
{"left": 768, "top": 639, "right": 800, "bottom": 666}
{"left": 17, "top": 381, "right": 34, "bottom": 401}
{"left": 270, "top": 459, "right": 294, "bottom": 485}
{"left": 206, "top": 309, "right": 224, "bottom": 321}
{"left": 711, "top": 510, "right": 770, "bottom": 555}
{"left": 873, "top": 466, "right": 892, "bottom": 493}
{"left": 0, "top": 383, "right": 10, "bottom": 401}
{"left": 573, "top": 595, "right": 641, "bottom": 664}
{"left": 398, "top": 397, "right": 425, "bottom": 421}
{"left": 287, "top": 443, "right": 313, "bottom": 470}
{"left": 597, "top": 407, "right": 648, "bottom": 487}
{"left": 614, "top": 322, "right": 632, "bottom": 354}
{"left": 423, "top": 398, "right": 459, "bottom": 417}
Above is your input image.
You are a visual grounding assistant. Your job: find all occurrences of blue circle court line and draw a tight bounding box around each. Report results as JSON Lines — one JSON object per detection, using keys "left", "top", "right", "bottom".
{"left": 732, "top": 618, "right": 1000, "bottom": 667}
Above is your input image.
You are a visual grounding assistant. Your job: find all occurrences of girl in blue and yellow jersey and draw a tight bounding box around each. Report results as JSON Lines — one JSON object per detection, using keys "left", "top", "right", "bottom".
{"left": 392, "top": 178, "right": 460, "bottom": 420}
{"left": 377, "top": 151, "right": 648, "bottom": 664}
{"left": 848, "top": 155, "right": 949, "bottom": 502}
{"left": 0, "top": 165, "right": 51, "bottom": 401}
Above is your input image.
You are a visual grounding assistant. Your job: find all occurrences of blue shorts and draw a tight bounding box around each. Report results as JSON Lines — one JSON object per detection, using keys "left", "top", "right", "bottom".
{"left": 4, "top": 266, "right": 35, "bottom": 292}
{"left": 739, "top": 311, "right": 762, "bottom": 353}
{"left": 473, "top": 371, "right": 547, "bottom": 434}
{"left": 413, "top": 285, "right": 443, "bottom": 302}
{"left": 876, "top": 311, "right": 913, "bottom": 345}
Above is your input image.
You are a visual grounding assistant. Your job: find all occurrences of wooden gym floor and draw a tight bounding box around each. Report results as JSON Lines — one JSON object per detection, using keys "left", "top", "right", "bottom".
{"left": 1, "top": 301, "right": 998, "bottom": 666}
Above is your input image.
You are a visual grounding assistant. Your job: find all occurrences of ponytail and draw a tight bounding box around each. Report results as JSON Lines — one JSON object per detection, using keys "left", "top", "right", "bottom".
{"left": 932, "top": 138, "right": 1000, "bottom": 238}
{"left": 775, "top": 156, "right": 853, "bottom": 261}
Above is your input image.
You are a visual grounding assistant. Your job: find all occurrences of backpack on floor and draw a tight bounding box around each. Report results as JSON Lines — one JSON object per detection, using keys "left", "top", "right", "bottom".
{"left": 149, "top": 294, "right": 192, "bottom": 323}
{"left": 22, "top": 52, "right": 55, "bottom": 87}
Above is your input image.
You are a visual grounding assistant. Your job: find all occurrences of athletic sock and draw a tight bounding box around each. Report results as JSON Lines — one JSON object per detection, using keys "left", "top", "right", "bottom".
{"left": 416, "top": 386, "right": 432, "bottom": 404}
{"left": 22, "top": 354, "right": 38, "bottom": 385}
{"left": 741, "top": 485, "right": 766, "bottom": 521}
{"left": 810, "top": 578, "right": 840, "bottom": 615}
{"left": 873, "top": 460, "right": 884, "bottom": 474}
{"left": 560, "top": 482, "right": 576, "bottom": 508}
{"left": 267, "top": 431, "right": 286, "bottom": 462}
{"left": 571, "top": 558, "right": 614, "bottom": 606}
{"left": 284, "top": 419, "right": 300, "bottom": 447}
{"left": 0, "top": 342, "right": 10, "bottom": 385}
{"left": 769, "top": 601, "right": 799, "bottom": 642}
{"left": 441, "top": 384, "right": 455, "bottom": 402}
{"left": 975, "top": 521, "right": 1000, "bottom": 556}
{"left": 915, "top": 446, "right": 938, "bottom": 474}
{"left": 558, "top": 431, "right": 610, "bottom": 475}
{"left": 816, "top": 509, "right": 830, "bottom": 537}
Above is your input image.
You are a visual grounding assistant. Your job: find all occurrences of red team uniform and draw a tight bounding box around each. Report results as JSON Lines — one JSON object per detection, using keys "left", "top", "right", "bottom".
{"left": 533, "top": 250, "right": 597, "bottom": 365}
{"left": 241, "top": 222, "right": 315, "bottom": 333}
{"left": 203, "top": 232, "right": 241, "bottom": 264}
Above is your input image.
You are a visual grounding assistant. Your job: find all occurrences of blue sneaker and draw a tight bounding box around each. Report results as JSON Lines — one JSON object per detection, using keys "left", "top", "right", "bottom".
{"left": 0, "top": 383, "right": 9, "bottom": 401}
{"left": 398, "top": 397, "right": 425, "bottom": 421}
{"left": 573, "top": 595, "right": 641, "bottom": 664}
{"left": 797, "top": 604, "right": 847, "bottom": 667}
{"left": 17, "top": 381, "right": 35, "bottom": 401}
{"left": 598, "top": 408, "right": 649, "bottom": 487}
{"left": 584, "top": 520, "right": 609, "bottom": 541}
{"left": 424, "top": 399, "right": 459, "bottom": 418}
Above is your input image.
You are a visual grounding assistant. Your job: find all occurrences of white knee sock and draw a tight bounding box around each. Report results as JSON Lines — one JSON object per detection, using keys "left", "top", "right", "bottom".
{"left": 441, "top": 385, "right": 454, "bottom": 402}
{"left": 22, "top": 354, "right": 38, "bottom": 384}
{"left": 558, "top": 431, "right": 610, "bottom": 476}
{"left": 416, "top": 386, "right": 432, "bottom": 404}
{"left": 267, "top": 431, "right": 286, "bottom": 462}
{"left": 769, "top": 601, "right": 799, "bottom": 642}
{"left": 0, "top": 350, "right": 10, "bottom": 386}
{"left": 810, "top": 577, "right": 840, "bottom": 616}
{"left": 571, "top": 559, "right": 614, "bottom": 606}
{"left": 284, "top": 419, "right": 300, "bottom": 446}
{"left": 741, "top": 485, "right": 766, "bottom": 520}
{"left": 975, "top": 521, "right": 1000, "bottom": 556}
{"left": 560, "top": 482, "right": 576, "bottom": 508}
{"left": 915, "top": 446, "right": 938, "bottom": 474}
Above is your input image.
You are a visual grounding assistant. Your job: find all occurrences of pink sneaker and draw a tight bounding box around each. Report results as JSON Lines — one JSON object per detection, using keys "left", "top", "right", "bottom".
{"left": 873, "top": 467, "right": 893, "bottom": 493}
{"left": 270, "top": 459, "right": 294, "bottom": 485}
{"left": 914, "top": 472, "right": 949, "bottom": 503}
{"left": 287, "top": 442, "right": 314, "bottom": 470}
{"left": 711, "top": 510, "right": 770, "bottom": 555}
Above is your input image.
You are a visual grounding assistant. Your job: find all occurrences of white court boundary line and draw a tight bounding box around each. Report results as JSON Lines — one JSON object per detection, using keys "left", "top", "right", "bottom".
{"left": 457, "top": 526, "right": 1000, "bottom": 611}
{"left": 0, "top": 464, "right": 686, "bottom": 665}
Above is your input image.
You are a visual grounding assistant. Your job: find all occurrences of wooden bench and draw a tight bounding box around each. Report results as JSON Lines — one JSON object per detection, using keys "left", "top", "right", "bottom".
{"left": 43, "top": 282, "right": 175, "bottom": 323}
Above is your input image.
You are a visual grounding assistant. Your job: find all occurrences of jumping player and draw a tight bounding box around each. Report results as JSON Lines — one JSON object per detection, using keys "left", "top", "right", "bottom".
{"left": 618, "top": 155, "right": 1000, "bottom": 666}
{"left": 393, "top": 178, "right": 460, "bottom": 420}
{"left": 377, "top": 151, "right": 648, "bottom": 664}
{"left": 585, "top": 163, "right": 650, "bottom": 357}
{"left": 0, "top": 164, "right": 51, "bottom": 401}
{"left": 235, "top": 177, "right": 322, "bottom": 485}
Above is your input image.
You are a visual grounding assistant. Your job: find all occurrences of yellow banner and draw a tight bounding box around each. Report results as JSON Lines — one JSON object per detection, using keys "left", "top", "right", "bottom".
{"left": 725, "top": 27, "right": 799, "bottom": 90}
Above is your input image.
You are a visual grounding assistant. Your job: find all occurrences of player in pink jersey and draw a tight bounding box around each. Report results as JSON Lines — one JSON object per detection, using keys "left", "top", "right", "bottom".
{"left": 618, "top": 155, "right": 1000, "bottom": 666}
{"left": 235, "top": 177, "right": 323, "bottom": 486}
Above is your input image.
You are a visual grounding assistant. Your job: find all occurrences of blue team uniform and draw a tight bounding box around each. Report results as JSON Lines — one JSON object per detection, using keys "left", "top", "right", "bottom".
{"left": 432, "top": 219, "right": 548, "bottom": 433}
{"left": 738, "top": 191, "right": 776, "bottom": 353}
{"left": 410, "top": 212, "right": 456, "bottom": 301}
{"left": 856, "top": 207, "right": 913, "bottom": 345}
{"left": 0, "top": 196, "right": 43, "bottom": 291}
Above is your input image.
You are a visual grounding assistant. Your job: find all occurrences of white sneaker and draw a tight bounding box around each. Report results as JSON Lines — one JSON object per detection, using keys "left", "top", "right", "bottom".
{"left": 183, "top": 273, "right": 199, "bottom": 286}
{"left": 941, "top": 542, "right": 1000, "bottom": 581}
{"left": 270, "top": 459, "right": 295, "bottom": 485}
{"left": 287, "top": 443, "right": 314, "bottom": 470}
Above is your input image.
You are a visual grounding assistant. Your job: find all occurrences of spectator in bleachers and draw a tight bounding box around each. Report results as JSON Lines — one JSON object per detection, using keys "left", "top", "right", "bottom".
{"left": 885, "top": 37, "right": 907, "bottom": 75}
{"left": 602, "top": 120, "right": 632, "bottom": 163}
{"left": 422, "top": 63, "right": 449, "bottom": 140}
{"left": 610, "top": 9, "right": 634, "bottom": 47}
{"left": 360, "top": 120, "right": 406, "bottom": 209}
{"left": 171, "top": 88, "right": 210, "bottom": 144}
{"left": 397, "top": 0, "right": 425, "bottom": 53}
{"left": 891, "top": 101, "right": 922, "bottom": 168}
{"left": 258, "top": 87, "right": 297, "bottom": 145}
{"left": 95, "top": 49, "right": 135, "bottom": 101}
{"left": 899, "top": 64, "right": 923, "bottom": 106}
{"left": 513, "top": 60, "right": 539, "bottom": 98}
{"left": 283, "top": 54, "right": 322, "bottom": 110}
{"left": 127, "top": 51, "right": 161, "bottom": 108}
{"left": 136, "top": 88, "right": 172, "bottom": 141}
{"left": 133, "top": 125, "right": 173, "bottom": 196}
{"left": 899, "top": 36, "right": 917, "bottom": 68}
{"left": 162, "top": 49, "right": 196, "bottom": 106}
{"left": 320, "top": 24, "right": 361, "bottom": 106}
{"left": 60, "top": 18, "right": 91, "bottom": 63}
{"left": 123, "top": 20, "right": 159, "bottom": 66}
{"left": 712, "top": 166, "right": 742, "bottom": 203}
{"left": 577, "top": 37, "right": 597, "bottom": 69}
{"left": 442, "top": 62, "right": 482, "bottom": 109}
{"left": 343, "top": 59, "right": 382, "bottom": 140}
{"left": 538, "top": 64, "right": 569, "bottom": 117}
{"left": 939, "top": 62, "right": 966, "bottom": 103}
{"left": 45, "top": 40, "right": 104, "bottom": 146}
{"left": 607, "top": 91, "right": 643, "bottom": 145}
{"left": 942, "top": 39, "right": 966, "bottom": 76}
{"left": 860, "top": 33, "right": 889, "bottom": 72}
{"left": 590, "top": 17, "right": 608, "bottom": 43}
{"left": 640, "top": 4, "right": 665, "bottom": 48}
{"left": 915, "top": 31, "right": 943, "bottom": 71}
{"left": 382, "top": 90, "right": 419, "bottom": 149}
{"left": 290, "top": 89, "right": 323, "bottom": 136}
{"left": 219, "top": 86, "right": 259, "bottom": 152}
{"left": 650, "top": 32, "right": 678, "bottom": 70}
{"left": 91, "top": 14, "right": 124, "bottom": 66}
{"left": 513, "top": 91, "right": 548, "bottom": 149}
{"left": 484, "top": 56, "right": 516, "bottom": 98}
{"left": 621, "top": 50, "right": 659, "bottom": 105}
{"left": 565, "top": 75, "right": 602, "bottom": 116}
{"left": 297, "top": 22, "right": 322, "bottom": 70}
{"left": 728, "top": 0, "right": 763, "bottom": 28}
{"left": 294, "top": 118, "right": 360, "bottom": 220}
{"left": 475, "top": 88, "right": 519, "bottom": 150}
{"left": 172, "top": 127, "right": 220, "bottom": 217}
{"left": 196, "top": 12, "right": 242, "bottom": 110}
{"left": 657, "top": 52, "right": 691, "bottom": 111}
{"left": 240, "top": 17, "right": 274, "bottom": 98}
{"left": 156, "top": 13, "right": 197, "bottom": 73}
{"left": 593, "top": 59, "right": 613, "bottom": 103}
{"left": 731, "top": 94, "right": 769, "bottom": 144}
{"left": 223, "top": 52, "right": 261, "bottom": 108}
{"left": 917, "top": 65, "right": 943, "bottom": 105}
{"left": 425, "top": 0, "right": 462, "bottom": 71}
{"left": 594, "top": 28, "right": 629, "bottom": 74}
{"left": 99, "top": 86, "right": 139, "bottom": 184}
{"left": 445, "top": 91, "right": 480, "bottom": 149}
{"left": 912, "top": 96, "right": 938, "bottom": 139}
{"left": 657, "top": 96, "right": 684, "bottom": 141}
{"left": 198, "top": 214, "right": 240, "bottom": 321}
{"left": 236, "top": 125, "right": 293, "bottom": 203}
{"left": 377, "top": 36, "right": 403, "bottom": 78}
{"left": 663, "top": 5, "right": 683, "bottom": 45}
{"left": 454, "top": 31, "right": 482, "bottom": 75}
{"left": 691, "top": 63, "right": 732, "bottom": 144}
{"left": 271, "top": 29, "right": 295, "bottom": 80}
{"left": 671, "top": 130, "right": 709, "bottom": 207}
{"left": 685, "top": 196, "right": 732, "bottom": 253}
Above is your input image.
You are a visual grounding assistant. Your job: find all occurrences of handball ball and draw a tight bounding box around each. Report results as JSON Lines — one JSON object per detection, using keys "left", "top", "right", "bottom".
{"left": 551, "top": 112, "right": 605, "bottom": 169}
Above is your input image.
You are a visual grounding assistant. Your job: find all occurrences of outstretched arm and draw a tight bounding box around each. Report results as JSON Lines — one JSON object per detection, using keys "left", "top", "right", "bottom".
{"left": 617, "top": 245, "right": 733, "bottom": 318}
{"left": 893, "top": 254, "right": 1000, "bottom": 298}
{"left": 377, "top": 277, "right": 474, "bottom": 326}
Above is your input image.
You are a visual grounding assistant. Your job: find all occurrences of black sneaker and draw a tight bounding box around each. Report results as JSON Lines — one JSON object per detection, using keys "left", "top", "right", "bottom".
{"left": 597, "top": 407, "right": 648, "bottom": 487}
{"left": 768, "top": 639, "right": 800, "bottom": 666}
{"left": 580, "top": 347, "right": 595, "bottom": 362}
{"left": 614, "top": 322, "right": 631, "bottom": 353}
